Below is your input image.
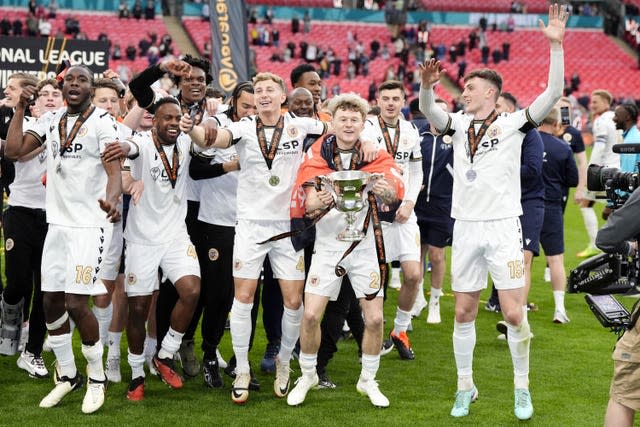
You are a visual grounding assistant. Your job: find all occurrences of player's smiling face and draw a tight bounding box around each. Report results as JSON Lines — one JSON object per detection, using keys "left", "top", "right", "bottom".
{"left": 462, "top": 77, "right": 494, "bottom": 115}
{"left": 378, "top": 88, "right": 404, "bottom": 122}
{"left": 153, "top": 102, "right": 182, "bottom": 145}
{"left": 254, "top": 79, "right": 286, "bottom": 115}
{"left": 63, "top": 66, "right": 93, "bottom": 111}
{"left": 92, "top": 87, "right": 121, "bottom": 118}
{"left": 333, "top": 107, "right": 364, "bottom": 148}
{"left": 36, "top": 84, "right": 63, "bottom": 113}
{"left": 179, "top": 67, "right": 206, "bottom": 104}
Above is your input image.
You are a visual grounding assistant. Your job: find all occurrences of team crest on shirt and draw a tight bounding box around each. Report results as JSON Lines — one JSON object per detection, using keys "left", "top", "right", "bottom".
{"left": 296, "top": 256, "right": 304, "bottom": 272}
{"left": 208, "top": 248, "right": 219, "bottom": 261}
{"left": 309, "top": 275, "right": 320, "bottom": 287}
{"left": 234, "top": 259, "right": 243, "bottom": 270}
{"left": 563, "top": 133, "right": 572, "bottom": 143}
{"left": 77, "top": 125, "right": 88, "bottom": 138}
{"left": 401, "top": 137, "right": 411, "bottom": 147}
{"left": 5, "top": 238, "right": 14, "bottom": 251}
{"left": 487, "top": 125, "right": 501, "bottom": 138}
{"left": 150, "top": 166, "right": 161, "bottom": 181}
{"left": 286, "top": 125, "right": 298, "bottom": 138}
{"left": 442, "top": 135, "right": 453, "bottom": 144}
{"left": 127, "top": 273, "right": 137, "bottom": 285}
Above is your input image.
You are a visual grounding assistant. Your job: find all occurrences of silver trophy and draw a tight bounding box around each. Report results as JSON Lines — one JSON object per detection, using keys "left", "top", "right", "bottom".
{"left": 320, "top": 170, "right": 382, "bottom": 242}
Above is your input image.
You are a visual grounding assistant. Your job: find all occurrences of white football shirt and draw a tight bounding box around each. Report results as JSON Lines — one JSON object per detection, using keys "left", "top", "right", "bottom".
{"left": 227, "top": 112, "right": 326, "bottom": 221}
{"left": 590, "top": 110, "right": 621, "bottom": 168}
{"left": 445, "top": 109, "right": 532, "bottom": 221}
{"left": 124, "top": 132, "right": 194, "bottom": 244}
{"left": 32, "top": 107, "right": 118, "bottom": 227}
{"left": 9, "top": 116, "right": 46, "bottom": 210}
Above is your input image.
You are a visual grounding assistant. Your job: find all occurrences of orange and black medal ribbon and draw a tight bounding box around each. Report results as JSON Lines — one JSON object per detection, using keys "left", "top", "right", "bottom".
{"left": 256, "top": 115, "right": 284, "bottom": 186}
{"left": 56, "top": 105, "right": 95, "bottom": 173}
{"left": 152, "top": 130, "right": 179, "bottom": 189}
{"left": 465, "top": 110, "right": 498, "bottom": 182}
{"left": 378, "top": 115, "right": 400, "bottom": 158}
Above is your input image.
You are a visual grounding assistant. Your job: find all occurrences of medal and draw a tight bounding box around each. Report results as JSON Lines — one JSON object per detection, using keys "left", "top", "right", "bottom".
{"left": 466, "top": 169, "right": 477, "bottom": 182}
{"left": 269, "top": 175, "right": 280, "bottom": 186}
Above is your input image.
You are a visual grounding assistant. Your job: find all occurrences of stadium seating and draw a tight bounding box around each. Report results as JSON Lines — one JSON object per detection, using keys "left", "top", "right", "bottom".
{"left": 0, "top": 9, "right": 176, "bottom": 74}
{"left": 245, "top": 0, "right": 334, "bottom": 7}
{"left": 426, "top": 26, "right": 640, "bottom": 105}
{"left": 183, "top": 17, "right": 454, "bottom": 104}
{"left": 418, "top": 0, "right": 549, "bottom": 14}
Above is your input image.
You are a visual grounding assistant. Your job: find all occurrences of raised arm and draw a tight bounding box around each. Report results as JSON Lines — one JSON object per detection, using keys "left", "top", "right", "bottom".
{"left": 418, "top": 59, "right": 450, "bottom": 132}
{"left": 5, "top": 84, "right": 43, "bottom": 161}
{"left": 528, "top": 4, "right": 569, "bottom": 124}
{"left": 129, "top": 58, "right": 193, "bottom": 110}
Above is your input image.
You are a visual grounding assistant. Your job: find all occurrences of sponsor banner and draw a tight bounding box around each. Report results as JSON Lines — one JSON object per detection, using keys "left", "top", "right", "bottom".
{"left": 209, "top": 0, "right": 250, "bottom": 97}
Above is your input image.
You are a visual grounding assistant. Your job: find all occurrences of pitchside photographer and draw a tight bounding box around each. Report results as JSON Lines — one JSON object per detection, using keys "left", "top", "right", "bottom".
{"left": 595, "top": 189, "right": 640, "bottom": 427}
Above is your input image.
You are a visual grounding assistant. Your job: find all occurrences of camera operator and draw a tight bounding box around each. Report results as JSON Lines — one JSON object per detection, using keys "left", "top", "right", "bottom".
{"left": 596, "top": 197, "right": 640, "bottom": 427}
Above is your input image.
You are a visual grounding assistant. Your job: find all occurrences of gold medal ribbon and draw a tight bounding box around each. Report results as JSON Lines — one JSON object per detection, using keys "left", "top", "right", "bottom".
{"left": 256, "top": 115, "right": 285, "bottom": 171}
{"left": 152, "top": 130, "right": 179, "bottom": 189}
{"left": 467, "top": 110, "right": 498, "bottom": 164}
{"left": 58, "top": 105, "right": 95, "bottom": 157}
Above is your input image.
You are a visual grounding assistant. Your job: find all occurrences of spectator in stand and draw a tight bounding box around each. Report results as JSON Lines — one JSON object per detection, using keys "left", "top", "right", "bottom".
{"left": 28, "top": 0, "right": 37, "bottom": 15}
{"left": 449, "top": 44, "right": 457, "bottom": 63}
{"left": 147, "top": 45, "right": 160, "bottom": 66}
{"left": 249, "top": 7, "right": 257, "bottom": 24}
{"left": 507, "top": 15, "right": 516, "bottom": 32}
{"left": 38, "top": 17, "right": 51, "bottom": 37}
{"left": 481, "top": 45, "right": 490, "bottom": 65}
{"left": 305, "top": 43, "right": 317, "bottom": 63}
{"left": 25, "top": 13, "right": 38, "bottom": 36}
{"left": 370, "top": 39, "right": 380, "bottom": 59}
{"left": 159, "top": 34, "right": 173, "bottom": 57}
{"left": 112, "top": 43, "right": 122, "bottom": 60}
{"left": 303, "top": 10, "right": 311, "bottom": 33}
{"left": 292, "top": 15, "right": 300, "bottom": 34}
{"left": 12, "top": 17, "right": 23, "bottom": 36}
{"left": 331, "top": 83, "right": 340, "bottom": 96}
{"left": 368, "top": 80, "right": 377, "bottom": 103}
{"left": 492, "top": 48, "right": 502, "bottom": 64}
{"left": 119, "top": 0, "right": 130, "bottom": 18}
{"left": 457, "top": 59, "right": 467, "bottom": 83}
{"left": 570, "top": 72, "right": 580, "bottom": 93}
{"left": 64, "top": 15, "right": 80, "bottom": 37}
{"left": 502, "top": 40, "right": 511, "bottom": 61}
{"left": 272, "top": 28, "right": 280, "bottom": 48}
{"left": 203, "top": 39, "right": 211, "bottom": 60}
{"left": 0, "top": 15, "right": 10, "bottom": 35}
{"left": 132, "top": 0, "right": 143, "bottom": 20}
{"left": 48, "top": 0, "right": 57, "bottom": 19}
{"left": 468, "top": 29, "right": 478, "bottom": 50}
{"left": 347, "top": 62, "right": 356, "bottom": 80}
{"left": 479, "top": 16, "right": 488, "bottom": 32}
{"left": 144, "top": 0, "right": 155, "bottom": 20}
{"left": 286, "top": 41, "right": 296, "bottom": 59}
{"left": 457, "top": 38, "right": 466, "bottom": 57}
{"left": 125, "top": 44, "right": 136, "bottom": 60}
{"left": 265, "top": 7, "right": 274, "bottom": 25}
{"left": 201, "top": 2, "right": 209, "bottom": 22}
{"left": 381, "top": 44, "right": 390, "bottom": 60}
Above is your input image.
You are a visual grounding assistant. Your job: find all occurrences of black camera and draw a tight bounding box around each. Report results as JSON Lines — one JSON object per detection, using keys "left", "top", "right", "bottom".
{"left": 587, "top": 164, "right": 640, "bottom": 209}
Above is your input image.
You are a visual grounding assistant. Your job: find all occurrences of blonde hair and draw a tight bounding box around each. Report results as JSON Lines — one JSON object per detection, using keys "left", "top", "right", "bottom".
{"left": 327, "top": 93, "right": 369, "bottom": 121}
{"left": 252, "top": 72, "right": 286, "bottom": 93}
{"left": 591, "top": 89, "right": 613, "bottom": 106}
{"left": 542, "top": 107, "right": 560, "bottom": 125}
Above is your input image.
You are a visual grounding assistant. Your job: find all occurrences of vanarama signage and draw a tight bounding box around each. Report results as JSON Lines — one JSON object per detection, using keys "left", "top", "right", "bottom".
{"left": 209, "top": 0, "right": 250, "bottom": 96}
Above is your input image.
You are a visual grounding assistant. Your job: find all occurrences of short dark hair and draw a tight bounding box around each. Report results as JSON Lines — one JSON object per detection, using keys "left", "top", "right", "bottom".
{"left": 92, "top": 78, "right": 121, "bottom": 98}
{"left": 499, "top": 91, "right": 518, "bottom": 109}
{"left": 206, "top": 86, "right": 225, "bottom": 100}
{"left": 227, "top": 81, "right": 254, "bottom": 119}
{"left": 150, "top": 96, "right": 180, "bottom": 114}
{"left": 464, "top": 68, "right": 502, "bottom": 98}
{"left": 621, "top": 102, "right": 639, "bottom": 122}
{"left": 377, "top": 80, "right": 405, "bottom": 98}
{"left": 174, "top": 54, "right": 213, "bottom": 85}
{"left": 290, "top": 63, "right": 317, "bottom": 87}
